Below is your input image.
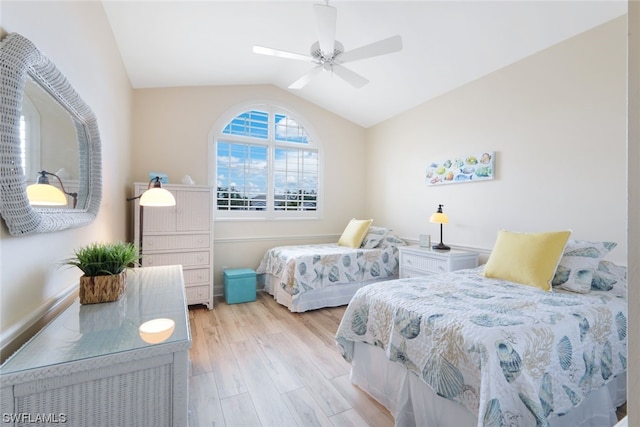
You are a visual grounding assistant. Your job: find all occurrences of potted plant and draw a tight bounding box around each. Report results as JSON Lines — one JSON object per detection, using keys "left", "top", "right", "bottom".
{"left": 64, "top": 242, "right": 139, "bottom": 304}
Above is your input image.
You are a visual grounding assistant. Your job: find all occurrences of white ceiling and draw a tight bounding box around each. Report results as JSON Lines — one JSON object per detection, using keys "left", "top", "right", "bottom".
{"left": 103, "top": 1, "right": 626, "bottom": 128}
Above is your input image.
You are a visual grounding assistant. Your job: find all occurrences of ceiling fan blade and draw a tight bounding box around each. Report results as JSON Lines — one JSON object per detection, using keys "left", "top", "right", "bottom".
{"left": 253, "top": 45, "right": 312, "bottom": 62}
{"left": 338, "top": 35, "right": 403, "bottom": 64}
{"left": 314, "top": 3, "right": 337, "bottom": 56}
{"left": 288, "top": 66, "right": 323, "bottom": 89}
{"left": 331, "top": 64, "right": 369, "bottom": 89}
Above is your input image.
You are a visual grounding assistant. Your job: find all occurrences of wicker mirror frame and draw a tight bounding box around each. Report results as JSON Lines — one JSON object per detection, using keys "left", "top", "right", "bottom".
{"left": 0, "top": 33, "right": 102, "bottom": 235}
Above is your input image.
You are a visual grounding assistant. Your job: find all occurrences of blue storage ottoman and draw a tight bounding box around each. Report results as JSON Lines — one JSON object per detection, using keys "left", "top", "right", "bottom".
{"left": 223, "top": 268, "right": 257, "bottom": 304}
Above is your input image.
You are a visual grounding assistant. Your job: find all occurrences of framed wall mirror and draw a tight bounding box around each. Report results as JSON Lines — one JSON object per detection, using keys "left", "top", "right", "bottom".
{"left": 0, "top": 32, "right": 102, "bottom": 235}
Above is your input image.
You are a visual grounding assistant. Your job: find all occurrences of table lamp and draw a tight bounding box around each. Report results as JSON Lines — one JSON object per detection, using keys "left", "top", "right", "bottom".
{"left": 429, "top": 204, "right": 450, "bottom": 251}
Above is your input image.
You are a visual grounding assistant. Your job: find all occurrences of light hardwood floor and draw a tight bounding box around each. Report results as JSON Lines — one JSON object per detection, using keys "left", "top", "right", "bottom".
{"left": 187, "top": 292, "right": 394, "bottom": 427}
{"left": 188, "top": 292, "right": 627, "bottom": 426}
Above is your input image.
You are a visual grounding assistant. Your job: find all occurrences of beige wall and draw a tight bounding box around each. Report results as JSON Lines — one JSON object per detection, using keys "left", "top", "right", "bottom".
{"left": 365, "top": 16, "right": 628, "bottom": 266}
{"left": 132, "top": 85, "right": 367, "bottom": 294}
{"left": 0, "top": 1, "right": 132, "bottom": 347}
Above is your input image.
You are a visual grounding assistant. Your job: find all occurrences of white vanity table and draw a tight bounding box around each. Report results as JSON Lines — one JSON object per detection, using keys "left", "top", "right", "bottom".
{"left": 0, "top": 265, "right": 191, "bottom": 426}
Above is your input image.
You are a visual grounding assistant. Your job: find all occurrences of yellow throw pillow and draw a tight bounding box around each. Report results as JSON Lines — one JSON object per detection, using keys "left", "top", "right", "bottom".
{"left": 483, "top": 229, "right": 571, "bottom": 291}
{"left": 338, "top": 219, "right": 373, "bottom": 248}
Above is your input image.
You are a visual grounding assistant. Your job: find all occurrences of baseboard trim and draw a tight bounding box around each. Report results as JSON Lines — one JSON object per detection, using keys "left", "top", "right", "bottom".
{"left": 0, "top": 284, "right": 78, "bottom": 364}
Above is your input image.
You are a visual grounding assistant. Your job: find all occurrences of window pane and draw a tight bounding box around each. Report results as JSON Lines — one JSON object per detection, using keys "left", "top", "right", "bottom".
{"left": 216, "top": 141, "right": 267, "bottom": 210}
{"left": 222, "top": 110, "right": 269, "bottom": 139}
{"left": 273, "top": 147, "right": 318, "bottom": 211}
{"left": 274, "top": 114, "right": 310, "bottom": 144}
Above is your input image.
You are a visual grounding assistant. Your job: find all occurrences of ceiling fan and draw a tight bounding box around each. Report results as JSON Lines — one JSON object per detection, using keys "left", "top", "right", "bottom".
{"left": 252, "top": 2, "right": 402, "bottom": 89}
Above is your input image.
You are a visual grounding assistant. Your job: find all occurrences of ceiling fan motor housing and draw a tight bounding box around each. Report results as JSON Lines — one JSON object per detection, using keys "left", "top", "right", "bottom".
{"left": 310, "top": 40, "right": 344, "bottom": 65}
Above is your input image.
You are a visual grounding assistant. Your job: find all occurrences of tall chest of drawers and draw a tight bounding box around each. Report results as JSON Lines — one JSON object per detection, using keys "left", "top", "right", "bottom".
{"left": 133, "top": 182, "right": 214, "bottom": 309}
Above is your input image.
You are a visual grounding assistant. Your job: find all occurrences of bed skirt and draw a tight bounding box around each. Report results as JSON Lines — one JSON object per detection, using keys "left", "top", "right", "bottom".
{"left": 260, "top": 273, "right": 388, "bottom": 312}
{"left": 350, "top": 342, "right": 627, "bottom": 427}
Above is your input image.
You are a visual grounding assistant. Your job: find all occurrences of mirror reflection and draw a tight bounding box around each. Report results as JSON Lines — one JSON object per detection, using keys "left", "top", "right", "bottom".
{"left": 22, "top": 76, "right": 81, "bottom": 209}
{"left": 0, "top": 32, "right": 101, "bottom": 235}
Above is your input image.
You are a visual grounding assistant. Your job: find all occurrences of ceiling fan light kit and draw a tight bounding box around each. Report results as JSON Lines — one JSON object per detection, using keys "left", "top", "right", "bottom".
{"left": 252, "top": 2, "right": 402, "bottom": 89}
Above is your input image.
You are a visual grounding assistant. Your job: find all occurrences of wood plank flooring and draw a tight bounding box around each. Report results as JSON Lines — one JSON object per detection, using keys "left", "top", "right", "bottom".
{"left": 189, "top": 292, "right": 627, "bottom": 426}
{"left": 188, "top": 292, "right": 394, "bottom": 427}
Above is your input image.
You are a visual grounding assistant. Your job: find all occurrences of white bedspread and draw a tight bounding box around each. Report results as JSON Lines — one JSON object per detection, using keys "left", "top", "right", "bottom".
{"left": 335, "top": 266, "right": 627, "bottom": 427}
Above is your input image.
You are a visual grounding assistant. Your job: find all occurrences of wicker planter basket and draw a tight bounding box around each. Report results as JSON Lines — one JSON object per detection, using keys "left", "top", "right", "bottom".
{"left": 79, "top": 271, "right": 127, "bottom": 304}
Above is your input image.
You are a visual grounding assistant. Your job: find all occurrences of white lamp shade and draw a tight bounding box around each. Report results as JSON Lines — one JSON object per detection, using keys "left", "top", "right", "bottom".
{"left": 139, "top": 318, "right": 175, "bottom": 344}
{"left": 26, "top": 183, "right": 67, "bottom": 206}
{"left": 139, "top": 187, "right": 176, "bottom": 207}
{"left": 429, "top": 212, "right": 449, "bottom": 224}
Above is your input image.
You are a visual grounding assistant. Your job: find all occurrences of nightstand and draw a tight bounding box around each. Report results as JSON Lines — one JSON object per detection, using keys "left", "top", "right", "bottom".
{"left": 399, "top": 246, "right": 479, "bottom": 278}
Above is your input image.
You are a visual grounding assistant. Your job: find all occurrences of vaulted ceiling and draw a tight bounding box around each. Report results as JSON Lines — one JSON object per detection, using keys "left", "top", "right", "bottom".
{"left": 103, "top": 1, "right": 626, "bottom": 127}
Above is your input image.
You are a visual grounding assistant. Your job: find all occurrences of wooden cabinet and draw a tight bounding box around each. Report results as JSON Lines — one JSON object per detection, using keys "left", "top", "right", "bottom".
{"left": 399, "top": 246, "right": 479, "bottom": 278}
{"left": 133, "top": 183, "right": 214, "bottom": 309}
{"left": 0, "top": 266, "right": 191, "bottom": 427}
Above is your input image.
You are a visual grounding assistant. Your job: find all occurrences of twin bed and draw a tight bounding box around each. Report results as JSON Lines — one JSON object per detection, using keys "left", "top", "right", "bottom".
{"left": 336, "top": 261, "right": 627, "bottom": 426}
{"left": 257, "top": 229, "right": 627, "bottom": 427}
{"left": 256, "top": 227, "right": 405, "bottom": 312}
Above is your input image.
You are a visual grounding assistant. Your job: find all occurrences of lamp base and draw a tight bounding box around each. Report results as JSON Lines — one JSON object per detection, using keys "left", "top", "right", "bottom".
{"left": 432, "top": 243, "right": 451, "bottom": 251}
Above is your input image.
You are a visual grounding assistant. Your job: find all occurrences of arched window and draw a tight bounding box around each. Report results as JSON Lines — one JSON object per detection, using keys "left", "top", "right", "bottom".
{"left": 213, "top": 105, "right": 321, "bottom": 219}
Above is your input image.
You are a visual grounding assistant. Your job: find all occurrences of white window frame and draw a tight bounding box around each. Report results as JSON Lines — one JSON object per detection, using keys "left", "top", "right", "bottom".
{"left": 20, "top": 93, "right": 41, "bottom": 180}
{"left": 211, "top": 102, "right": 323, "bottom": 221}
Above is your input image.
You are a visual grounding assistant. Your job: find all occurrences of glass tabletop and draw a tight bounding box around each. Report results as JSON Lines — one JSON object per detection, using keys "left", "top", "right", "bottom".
{"left": 1, "top": 265, "right": 191, "bottom": 375}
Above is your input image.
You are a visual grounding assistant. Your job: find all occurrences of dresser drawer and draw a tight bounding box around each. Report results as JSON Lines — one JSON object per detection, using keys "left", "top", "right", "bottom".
{"left": 183, "top": 268, "right": 210, "bottom": 285}
{"left": 185, "top": 285, "right": 211, "bottom": 303}
{"left": 142, "top": 251, "right": 210, "bottom": 268}
{"left": 402, "top": 252, "right": 448, "bottom": 274}
{"left": 143, "top": 234, "right": 210, "bottom": 250}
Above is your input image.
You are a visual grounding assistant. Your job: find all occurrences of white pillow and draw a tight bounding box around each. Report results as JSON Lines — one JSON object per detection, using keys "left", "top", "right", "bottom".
{"left": 361, "top": 226, "right": 390, "bottom": 249}
{"left": 552, "top": 240, "right": 617, "bottom": 293}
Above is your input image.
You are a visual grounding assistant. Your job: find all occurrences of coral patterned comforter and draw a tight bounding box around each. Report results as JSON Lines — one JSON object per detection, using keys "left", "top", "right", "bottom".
{"left": 335, "top": 264, "right": 627, "bottom": 427}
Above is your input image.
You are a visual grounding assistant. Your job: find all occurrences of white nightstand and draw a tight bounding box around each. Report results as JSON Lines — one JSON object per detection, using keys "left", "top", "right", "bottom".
{"left": 399, "top": 246, "right": 479, "bottom": 278}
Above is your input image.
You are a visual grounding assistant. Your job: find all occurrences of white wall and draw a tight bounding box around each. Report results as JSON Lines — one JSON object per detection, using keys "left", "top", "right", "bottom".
{"left": 365, "top": 16, "right": 628, "bottom": 266}
{"left": 626, "top": 2, "right": 639, "bottom": 422}
{"left": 0, "top": 0, "right": 132, "bottom": 350}
{"left": 131, "top": 85, "right": 367, "bottom": 294}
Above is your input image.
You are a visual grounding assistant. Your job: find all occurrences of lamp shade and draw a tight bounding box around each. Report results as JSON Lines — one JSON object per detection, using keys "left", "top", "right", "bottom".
{"left": 429, "top": 211, "right": 449, "bottom": 224}
{"left": 26, "top": 183, "right": 67, "bottom": 206}
{"left": 139, "top": 187, "right": 176, "bottom": 207}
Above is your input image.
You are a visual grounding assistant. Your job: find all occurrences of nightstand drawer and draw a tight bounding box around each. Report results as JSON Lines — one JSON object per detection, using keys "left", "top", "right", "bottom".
{"left": 402, "top": 267, "right": 436, "bottom": 278}
{"left": 402, "top": 253, "right": 447, "bottom": 274}
{"left": 399, "top": 246, "right": 479, "bottom": 278}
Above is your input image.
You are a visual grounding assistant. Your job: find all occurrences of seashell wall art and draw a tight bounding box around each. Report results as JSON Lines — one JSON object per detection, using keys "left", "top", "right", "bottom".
{"left": 426, "top": 151, "right": 495, "bottom": 186}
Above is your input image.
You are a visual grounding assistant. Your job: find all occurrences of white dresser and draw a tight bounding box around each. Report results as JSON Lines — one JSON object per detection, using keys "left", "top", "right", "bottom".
{"left": 0, "top": 266, "right": 191, "bottom": 427}
{"left": 399, "top": 246, "right": 479, "bottom": 278}
{"left": 133, "top": 182, "right": 214, "bottom": 309}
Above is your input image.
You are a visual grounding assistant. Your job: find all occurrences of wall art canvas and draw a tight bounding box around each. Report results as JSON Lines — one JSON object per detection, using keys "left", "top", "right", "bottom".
{"left": 426, "top": 151, "right": 495, "bottom": 186}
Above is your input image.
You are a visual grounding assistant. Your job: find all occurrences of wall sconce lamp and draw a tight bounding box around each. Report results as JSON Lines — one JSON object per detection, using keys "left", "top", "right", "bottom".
{"left": 126, "top": 176, "right": 176, "bottom": 207}
{"left": 26, "top": 170, "right": 78, "bottom": 208}
{"left": 429, "top": 204, "right": 450, "bottom": 251}
{"left": 126, "top": 177, "right": 176, "bottom": 265}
